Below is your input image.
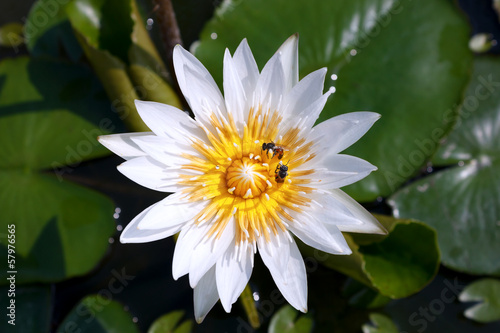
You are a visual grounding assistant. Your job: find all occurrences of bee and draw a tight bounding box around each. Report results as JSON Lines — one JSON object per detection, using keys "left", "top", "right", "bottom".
{"left": 261, "top": 141, "right": 287, "bottom": 159}
{"left": 275, "top": 161, "right": 289, "bottom": 183}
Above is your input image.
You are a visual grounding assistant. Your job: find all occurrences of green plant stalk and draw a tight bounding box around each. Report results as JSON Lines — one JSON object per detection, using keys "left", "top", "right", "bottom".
{"left": 240, "top": 284, "right": 260, "bottom": 329}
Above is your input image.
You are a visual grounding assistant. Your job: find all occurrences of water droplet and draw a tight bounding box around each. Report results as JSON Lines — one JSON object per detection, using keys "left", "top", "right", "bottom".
{"left": 211, "top": 32, "right": 218, "bottom": 40}
{"left": 253, "top": 292, "right": 260, "bottom": 301}
{"left": 113, "top": 207, "right": 121, "bottom": 219}
{"left": 108, "top": 238, "right": 115, "bottom": 244}
{"left": 330, "top": 74, "right": 338, "bottom": 80}
{"left": 350, "top": 49, "right": 357, "bottom": 56}
{"left": 329, "top": 86, "right": 336, "bottom": 93}
{"left": 146, "top": 18, "right": 154, "bottom": 31}
{"left": 116, "top": 225, "right": 123, "bottom": 232}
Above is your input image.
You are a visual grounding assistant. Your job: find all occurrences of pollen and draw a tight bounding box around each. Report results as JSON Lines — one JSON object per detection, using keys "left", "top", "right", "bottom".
{"left": 226, "top": 158, "right": 268, "bottom": 198}
{"left": 179, "top": 106, "right": 316, "bottom": 246}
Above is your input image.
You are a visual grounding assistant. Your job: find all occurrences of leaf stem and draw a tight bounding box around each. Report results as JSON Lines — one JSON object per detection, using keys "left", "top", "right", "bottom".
{"left": 152, "top": 0, "right": 184, "bottom": 95}
{"left": 240, "top": 284, "right": 261, "bottom": 329}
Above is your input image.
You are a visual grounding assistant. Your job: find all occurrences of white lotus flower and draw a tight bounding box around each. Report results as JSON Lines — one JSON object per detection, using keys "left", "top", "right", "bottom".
{"left": 98, "top": 35, "right": 385, "bottom": 322}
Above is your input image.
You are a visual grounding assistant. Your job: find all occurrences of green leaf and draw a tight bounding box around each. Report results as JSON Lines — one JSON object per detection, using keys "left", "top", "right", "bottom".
{"left": 127, "top": 0, "right": 183, "bottom": 107}
{"left": 301, "top": 216, "right": 440, "bottom": 299}
{"left": 459, "top": 279, "right": 500, "bottom": 323}
{"left": 389, "top": 56, "right": 500, "bottom": 275}
{"left": 389, "top": 163, "right": 500, "bottom": 275}
{"left": 194, "top": 0, "right": 472, "bottom": 201}
{"left": 25, "top": 0, "right": 82, "bottom": 61}
{"left": 361, "top": 313, "right": 399, "bottom": 333}
{"left": 342, "top": 279, "right": 391, "bottom": 309}
{"left": 0, "top": 23, "right": 24, "bottom": 48}
{"left": 148, "top": 311, "right": 193, "bottom": 333}
{"left": 25, "top": 0, "right": 183, "bottom": 134}
{"left": 57, "top": 295, "right": 139, "bottom": 333}
{"left": 359, "top": 220, "right": 439, "bottom": 298}
{"left": 0, "top": 285, "right": 51, "bottom": 332}
{"left": 173, "top": 321, "right": 193, "bottom": 333}
{"left": 268, "top": 305, "right": 313, "bottom": 333}
{"left": 0, "top": 56, "right": 120, "bottom": 170}
{"left": 0, "top": 56, "right": 120, "bottom": 283}
{"left": 434, "top": 56, "right": 500, "bottom": 165}
{"left": 0, "top": 171, "right": 115, "bottom": 283}
{"left": 66, "top": 0, "right": 133, "bottom": 63}
{"left": 65, "top": 0, "right": 182, "bottom": 132}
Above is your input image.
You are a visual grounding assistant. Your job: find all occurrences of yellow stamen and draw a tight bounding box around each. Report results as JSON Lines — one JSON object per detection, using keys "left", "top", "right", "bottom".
{"left": 178, "top": 106, "right": 315, "bottom": 245}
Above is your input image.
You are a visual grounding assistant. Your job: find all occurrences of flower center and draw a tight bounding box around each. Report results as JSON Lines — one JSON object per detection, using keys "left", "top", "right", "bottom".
{"left": 180, "top": 108, "right": 317, "bottom": 245}
{"left": 226, "top": 157, "right": 270, "bottom": 199}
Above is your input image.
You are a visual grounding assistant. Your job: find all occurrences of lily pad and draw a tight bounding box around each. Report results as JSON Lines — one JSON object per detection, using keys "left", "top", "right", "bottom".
{"left": 433, "top": 56, "right": 500, "bottom": 165}
{"left": 25, "top": 0, "right": 83, "bottom": 61}
{"left": 342, "top": 279, "right": 391, "bottom": 309}
{"left": 66, "top": 0, "right": 134, "bottom": 63}
{"left": 0, "top": 57, "right": 119, "bottom": 283}
{"left": 0, "top": 171, "right": 115, "bottom": 283}
{"left": 389, "top": 56, "right": 500, "bottom": 275}
{"left": 459, "top": 278, "right": 500, "bottom": 323}
{"left": 361, "top": 313, "right": 399, "bottom": 333}
{"left": 359, "top": 219, "right": 439, "bottom": 298}
{"left": 301, "top": 215, "right": 440, "bottom": 299}
{"left": 148, "top": 311, "right": 193, "bottom": 333}
{"left": 194, "top": 0, "right": 472, "bottom": 201}
{"left": 56, "top": 295, "right": 139, "bottom": 333}
{"left": 26, "top": 0, "right": 183, "bottom": 131}
{"left": 65, "top": 0, "right": 183, "bottom": 131}
{"left": 0, "top": 57, "right": 115, "bottom": 169}
{"left": 268, "top": 305, "right": 313, "bottom": 333}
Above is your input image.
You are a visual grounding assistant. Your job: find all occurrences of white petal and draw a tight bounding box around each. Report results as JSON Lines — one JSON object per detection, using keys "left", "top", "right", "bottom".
{"left": 223, "top": 48, "right": 246, "bottom": 134}
{"left": 194, "top": 266, "right": 219, "bottom": 323}
{"left": 117, "top": 156, "right": 181, "bottom": 192}
{"left": 189, "top": 217, "right": 236, "bottom": 288}
{"left": 279, "top": 90, "right": 331, "bottom": 137}
{"left": 282, "top": 68, "right": 326, "bottom": 118}
{"left": 287, "top": 211, "right": 351, "bottom": 255}
{"left": 309, "top": 112, "right": 380, "bottom": 154}
{"left": 98, "top": 133, "right": 149, "bottom": 160}
{"left": 172, "top": 224, "right": 205, "bottom": 280}
{"left": 233, "top": 38, "right": 259, "bottom": 120}
{"left": 254, "top": 52, "right": 285, "bottom": 113}
{"left": 300, "top": 154, "right": 376, "bottom": 189}
{"left": 308, "top": 191, "right": 362, "bottom": 226}
{"left": 327, "top": 189, "right": 387, "bottom": 234}
{"left": 257, "top": 228, "right": 290, "bottom": 282}
{"left": 131, "top": 134, "right": 202, "bottom": 167}
{"left": 134, "top": 100, "right": 207, "bottom": 144}
{"left": 276, "top": 34, "right": 299, "bottom": 93}
{"left": 120, "top": 202, "right": 182, "bottom": 243}
{"left": 259, "top": 234, "right": 308, "bottom": 312}
{"left": 137, "top": 194, "right": 207, "bottom": 230}
{"left": 183, "top": 66, "right": 228, "bottom": 131}
{"left": 216, "top": 242, "right": 253, "bottom": 312}
{"left": 173, "top": 45, "right": 227, "bottom": 133}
